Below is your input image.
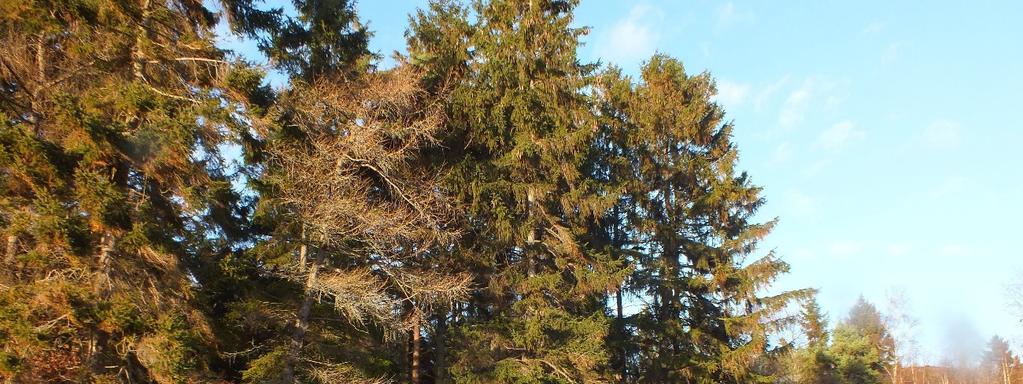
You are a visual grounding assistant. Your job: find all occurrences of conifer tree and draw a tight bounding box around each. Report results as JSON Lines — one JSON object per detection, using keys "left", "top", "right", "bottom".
{"left": 594, "top": 55, "right": 810, "bottom": 383}
{"left": 0, "top": 0, "right": 265, "bottom": 381}
{"left": 828, "top": 297, "right": 893, "bottom": 384}
{"left": 409, "top": 0, "right": 625, "bottom": 382}
{"left": 803, "top": 297, "right": 830, "bottom": 349}
{"left": 784, "top": 297, "right": 839, "bottom": 384}
{"left": 982, "top": 335, "right": 1020, "bottom": 384}
{"left": 215, "top": 1, "right": 475, "bottom": 382}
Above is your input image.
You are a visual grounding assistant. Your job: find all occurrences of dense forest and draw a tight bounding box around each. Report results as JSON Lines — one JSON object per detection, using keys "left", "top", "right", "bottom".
{"left": 0, "top": 0, "right": 1018, "bottom": 383}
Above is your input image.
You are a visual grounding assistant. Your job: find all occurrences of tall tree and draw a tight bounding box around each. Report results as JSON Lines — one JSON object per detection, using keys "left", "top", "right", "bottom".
{"left": 213, "top": 1, "right": 474, "bottom": 383}
{"left": 409, "top": 0, "right": 626, "bottom": 382}
{"left": 594, "top": 55, "right": 810, "bottom": 383}
{"left": 0, "top": 0, "right": 265, "bottom": 381}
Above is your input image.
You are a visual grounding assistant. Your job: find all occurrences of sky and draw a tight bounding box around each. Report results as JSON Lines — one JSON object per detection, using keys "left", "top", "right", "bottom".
{"left": 221, "top": 0, "right": 1023, "bottom": 364}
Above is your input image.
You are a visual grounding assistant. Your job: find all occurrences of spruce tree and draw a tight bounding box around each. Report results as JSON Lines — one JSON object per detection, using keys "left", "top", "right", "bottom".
{"left": 594, "top": 55, "right": 811, "bottom": 383}
{"left": 0, "top": 0, "right": 264, "bottom": 381}
{"left": 409, "top": 1, "right": 625, "bottom": 382}
{"left": 828, "top": 297, "right": 893, "bottom": 384}
{"left": 783, "top": 296, "right": 839, "bottom": 384}
{"left": 802, "top": 296, "right": 830, "bottom": 349}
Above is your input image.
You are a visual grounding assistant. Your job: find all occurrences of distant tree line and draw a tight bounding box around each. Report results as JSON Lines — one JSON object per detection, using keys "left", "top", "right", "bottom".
{"left": 777, "top": 295, "right": 1022, "bottom": 384}
{"left": 0, "top": 0, "right": 1016, "bottom": 383}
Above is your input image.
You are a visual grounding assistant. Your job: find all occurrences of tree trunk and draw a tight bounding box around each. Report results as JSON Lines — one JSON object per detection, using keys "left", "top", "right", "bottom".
{"left": 284, "top": 248, "right": 324, "bottom": 383}
{"left": 615, "top": 287, "right": 625, "bottom": 381}
{"left": 297, "top": 228, "right": 308, "bottom": 269}
{"left": 4, "top": 234, "right": 15, "bottom": 265}
{"left": 411, "top": 317, "right": 422, "bottom": 384}
{"left": 132, "top": 0, "right": 152, "bottom": 81}
{"left": 435, "top": 310, "right": 448, "bottom": 383}
{"left": 96, "top": 232, "right": 117, "bottom": 296}
{"left": 32, "top": 34, "right": 46, "bottom": 135}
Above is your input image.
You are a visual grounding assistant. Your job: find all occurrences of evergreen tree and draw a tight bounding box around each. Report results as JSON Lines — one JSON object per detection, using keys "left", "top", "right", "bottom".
{"left": 783, "top": 297, "right": 839, "bottom": 384}
{"left": 983, "top": 335, "right": 1021, "bottom": 384}
{"left": 0, "top": 1, "right": 813, "bottom": 382}
{"left": 594, "top": 55, "right": 810, "bottom": 383}
{"left": 409, "top": 1, "right": 626, "bottom": 382}
{"left": 802, "top": 296, "right": 830, "bottom": 349}
{"left": 0, "top": 0, "right": 264, "bottom": 381}
{"left": 828, "top": 297, "right": 893, "bottom": 384}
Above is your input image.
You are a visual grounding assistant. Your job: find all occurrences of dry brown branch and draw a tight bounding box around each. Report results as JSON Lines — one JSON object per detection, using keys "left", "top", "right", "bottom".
{"left": 267, "top": 64, "right": 456, "bottom": 250}
{"left": 308, "top": 363, "right": 393, "bottom": 384}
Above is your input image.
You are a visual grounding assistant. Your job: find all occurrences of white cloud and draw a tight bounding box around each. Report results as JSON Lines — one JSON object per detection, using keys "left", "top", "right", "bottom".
{"left": 771, "top": 141, "right": 793, "bottom": 164}
{"left": 828, "top": 241, "right": 863, "bottom": 257}
{"left": 776, "top": 77, "right": 846, "bottom": 128}
{"left": 597, "top": 4, "right": 660, "bottom": 67}
{"left": 863, "top": 21, "right": 886, "bottom": 34}
{"left": 779, "top": 79, "right": 815, "bottom": 128}
{"left": 754, "top": 76, "right": 790, "bottom": 112}
{"left": 922, "top": 119, "right": 961, "bottom": 148}
{"left": 886, "top": 243, "right": 913, "bottom": 258}
{"left": 802, "top": 158, "right": 832, "bottom": 178}
{"left": 784, "top": 189, "right": 818, "bottom": 218}
{"left": 815, "top": 120, "right": 865, "bottom": 151}
{"left": 939, "top": 244, "right": 967, "bottom": 257}
{"left": 715, "top": 80, "right": 750, "bottom": 107}
{"left": 716, "top": 2, "right": 754, "bottom": 30}
{"left": 930, "top": 176, "right": 968, "bottom": 200}
{"left": 882, "top": 42, "right": 905, "bottom": 64}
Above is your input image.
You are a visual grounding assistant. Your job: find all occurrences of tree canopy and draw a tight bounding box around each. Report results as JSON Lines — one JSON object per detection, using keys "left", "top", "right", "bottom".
{"left": 1, "top": 0, "right": 828, "bottom": 383}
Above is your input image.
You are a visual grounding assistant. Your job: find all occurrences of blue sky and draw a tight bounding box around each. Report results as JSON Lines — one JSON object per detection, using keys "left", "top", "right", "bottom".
{"left": 223, "top": 0, "right": 1023, "bottom": 363}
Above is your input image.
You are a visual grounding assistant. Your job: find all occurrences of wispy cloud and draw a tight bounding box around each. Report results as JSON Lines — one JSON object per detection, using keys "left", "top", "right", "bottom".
{"left": 939, "top": 244, "right": 967, "bottom": 258}
{"left": 863, "top": 21, "right": 886, "bottom": 34}
{"left": 922, "top": 119, "right": 961, "bottom": 148}
{"left": 815, "top": 121, "right": 865, "bottom": 151}
{"left": 771, "top": 141, "right": 794, "bottom": 164}
{"left": 881, "top": 41, "right": 905, "bottom": 64}
{"left": 754, "top": 76, "right": 790, "bottom": 112}
{"left": 802, "top": 158, "right": 832, "bottom": 178}
{"left": 714, "top": 80, "right": 750, "bottom": 107}
{"left": 597, "top": 4, "right": 661, "bottom": 67}
{"left": 779, "top": 80, "right": 814, "bottom": 128}
{"left": 886, "top": 243, "right": 913, "bottom": 258}
{"left": 784, "top": 189, "right": 819, "bottom": 218}
{"left": 930, "top": 176, "right": 968, "bottom": 200}
{"left": 716, "top": 2, "right": 754, "bottom": 30}
{"left": 828, "top": 241, "right": 863, "bottom": 258}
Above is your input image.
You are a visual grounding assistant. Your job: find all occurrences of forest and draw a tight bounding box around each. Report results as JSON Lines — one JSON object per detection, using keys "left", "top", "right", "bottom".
{"left": 0, "top": 0, "right": 1019, "bottom": 383}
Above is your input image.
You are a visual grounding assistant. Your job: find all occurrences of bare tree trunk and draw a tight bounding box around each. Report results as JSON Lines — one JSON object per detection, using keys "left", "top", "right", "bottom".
{"left": 31, "top": 34, "right": 46, "bottom": 135}
{"left": 132, "top": 0, "right": 151, "bottom": 81}
{"left": 297, "top": 231, "right": 308, "bottom": 268}
{"left": 4, "top": 234, "right": 15, "bottom": 265}
{"left": 411, "top": 317, "right": 422, "bottom": 384}
{"left": 284, "top": 248, "right": 324, "bottom": 383}
{"left": 615, "top": 287, "right": 625, "bottom": 381}
{"left": 95, "top": 232, "right": 117, "bottom": 296}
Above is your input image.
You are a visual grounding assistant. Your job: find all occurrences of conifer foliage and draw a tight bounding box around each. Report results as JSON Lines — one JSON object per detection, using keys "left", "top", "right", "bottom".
{"left": 1, "top": 0, "right": 806, "bottom": 383}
